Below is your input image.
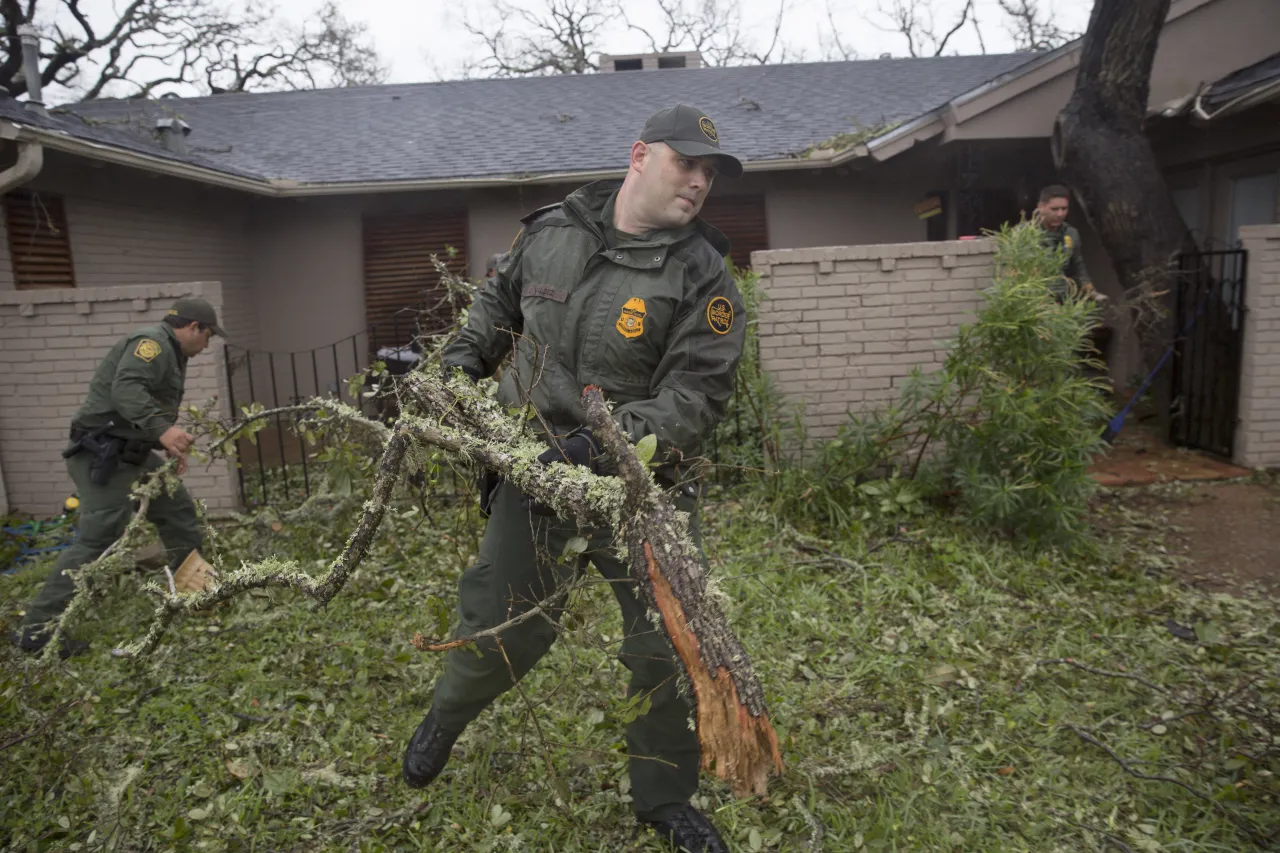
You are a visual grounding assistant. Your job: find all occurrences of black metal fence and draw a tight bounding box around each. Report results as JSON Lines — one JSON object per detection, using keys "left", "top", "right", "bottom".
{"left": 1168, "top": 248, "right": 1248, "bottom": 459}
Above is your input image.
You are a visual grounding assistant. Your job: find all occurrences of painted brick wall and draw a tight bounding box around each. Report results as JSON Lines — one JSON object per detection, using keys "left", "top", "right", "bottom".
{"left": 751, "top": 240, "right": 993, "bottom": 441}
{"left": 0, "top": 281, "right": 238, "bottom": 515}
{"left": 1236, "top": 224, "right": 1280, "bottom": 469}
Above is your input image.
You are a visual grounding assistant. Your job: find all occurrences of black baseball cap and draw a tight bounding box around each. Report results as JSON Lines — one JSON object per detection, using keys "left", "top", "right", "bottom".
{"left": 169, "top": 297, "right": 226, "bottom": 337}
{"left": 640, "top": 104, "right": 743, "bottom": 178}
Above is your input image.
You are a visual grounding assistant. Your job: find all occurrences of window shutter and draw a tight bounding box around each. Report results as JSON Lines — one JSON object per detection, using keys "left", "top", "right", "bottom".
{"left": 698, "top": 194, "right": 769, "bottom": 271}
{"left": 362, "top": 210, "right": 468, "bottom": 351}
{"left": 4, "top": 190, "right": 76, "bottom": 290}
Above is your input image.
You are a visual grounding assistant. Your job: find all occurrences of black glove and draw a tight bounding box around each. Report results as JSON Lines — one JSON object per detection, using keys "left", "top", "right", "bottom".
{"left": 441, "top": 362, "right": 481, "bottom": 384}
{"left": 522, "top": 429, "right": 599, "bottom": 516}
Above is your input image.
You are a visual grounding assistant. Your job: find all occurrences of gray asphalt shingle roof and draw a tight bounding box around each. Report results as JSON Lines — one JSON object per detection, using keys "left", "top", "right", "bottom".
{"left": 2, "top": 54, "right": 1037, "bottom": 186}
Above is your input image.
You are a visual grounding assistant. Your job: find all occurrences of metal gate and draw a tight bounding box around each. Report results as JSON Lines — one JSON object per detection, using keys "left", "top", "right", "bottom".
{"left": 1168, "top": 248, "right": 1247, "bottom": 459}
{"left": 222, "top": 312, "right": 758, "bottom": 509}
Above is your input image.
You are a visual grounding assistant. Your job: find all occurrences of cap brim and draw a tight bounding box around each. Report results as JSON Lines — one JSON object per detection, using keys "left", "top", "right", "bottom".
{"left": 211, "top": 323, "right": 227, "bottom": 338}
{"left": 666, "top": 140, "right": 744, "bottom": 178}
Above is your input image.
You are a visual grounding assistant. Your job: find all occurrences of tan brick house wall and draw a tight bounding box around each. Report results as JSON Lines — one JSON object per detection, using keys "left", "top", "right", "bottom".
{"left": 0, "top": 281, "right": 238, "bottom": 515}
{"left": 1236, "top": 224, "right": 1280, "bottom": 469}
{"left": 751, "top": 240, "right": 993, "bottom": 440}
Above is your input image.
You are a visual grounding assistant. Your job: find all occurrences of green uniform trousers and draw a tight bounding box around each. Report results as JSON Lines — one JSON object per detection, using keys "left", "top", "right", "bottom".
{"left": 20, "top": 447, "right": 203, "bottom": 635}
{"left": 431, "top": 480, "right": 703, "bottom": 818}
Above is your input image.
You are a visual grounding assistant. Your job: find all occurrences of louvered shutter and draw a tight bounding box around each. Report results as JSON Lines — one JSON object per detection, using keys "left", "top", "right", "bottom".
{"left": 698, "top": 194, "right": 769, "bottom": 271}
{"left": 4, "top": 190, "right": 76, "bottom": 290}
{"left": 362, "top": 210, "right": 468, "bottom": 351}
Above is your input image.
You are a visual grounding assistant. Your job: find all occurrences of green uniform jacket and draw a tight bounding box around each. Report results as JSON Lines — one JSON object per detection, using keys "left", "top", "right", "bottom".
{"left": 1040, "top": 223, "right": 1091, "bottom": 296}
{"left": 73, "top": 322, "right": 188, "bottom": 443}
{"left": 443, "top": 180, "right": 747, "bottom": 481}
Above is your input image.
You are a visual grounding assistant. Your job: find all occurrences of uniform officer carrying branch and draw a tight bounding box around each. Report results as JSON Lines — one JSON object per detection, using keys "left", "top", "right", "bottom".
{"left": 402, "top": 104, "right": 748, "bottom": 853}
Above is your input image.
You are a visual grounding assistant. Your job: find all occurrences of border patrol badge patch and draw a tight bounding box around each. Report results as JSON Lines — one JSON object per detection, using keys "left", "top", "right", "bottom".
{"left": 699, "top": 116, "right": 718, "bottom": 142}
{"left": 706, "top": 296, "right": 734, "bottom": 335}
{"left": 616, "top": 297, "right": 646, "bottom": 339}
{"left": 134, "top": 338, "right": 162, "bottom": 362}
{"left": 1063, "top": 234, "right": 1073, "bottom": 249}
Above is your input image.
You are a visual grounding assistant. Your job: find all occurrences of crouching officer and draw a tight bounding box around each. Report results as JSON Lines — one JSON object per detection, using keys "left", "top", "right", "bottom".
{"left": 401, "top": 105, "right": 747, "bottom": 853}
{"left": 10, "top": 298, "right": 224, "bottom": 658}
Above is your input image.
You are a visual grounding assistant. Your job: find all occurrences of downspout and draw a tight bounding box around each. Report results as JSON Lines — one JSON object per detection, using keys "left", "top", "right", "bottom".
{"left": 0, "top": 136, "right": 44, "bottom": 193}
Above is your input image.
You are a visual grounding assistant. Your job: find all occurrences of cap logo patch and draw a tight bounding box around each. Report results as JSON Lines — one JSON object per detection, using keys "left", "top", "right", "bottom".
{"left": 167, "top": 309, "right": 178, "bottom": 315}
{"left": 134, "top": 338, "right": 163, "bottom": 362}
{"left": 616, "top": 296, "right": 646, "bottom": 339}
{"left": 699, "top": 116, "right": 718, "bottom": 142}
{"left": 706, "top": 296, "right": 734, "bottom": 335}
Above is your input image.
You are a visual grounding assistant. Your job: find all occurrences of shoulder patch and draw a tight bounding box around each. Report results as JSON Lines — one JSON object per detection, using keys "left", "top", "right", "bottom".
{"left": 134, "top": 338, "right": 163, "bottom": 362}
{"left": 706, "top": 296, "right": 734, "bottom": 335}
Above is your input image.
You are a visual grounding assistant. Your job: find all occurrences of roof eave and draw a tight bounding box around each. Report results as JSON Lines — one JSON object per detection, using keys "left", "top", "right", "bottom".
{"left": 11, "top": 122, "right": 278, "bottom": 195}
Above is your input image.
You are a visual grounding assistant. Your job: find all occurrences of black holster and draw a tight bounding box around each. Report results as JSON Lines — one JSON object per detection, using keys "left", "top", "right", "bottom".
{"left": 65, "top": 423, "right": 121, "bottom": 486}
{"left": 65, "top": 421, "right": 153, "bottom": 485}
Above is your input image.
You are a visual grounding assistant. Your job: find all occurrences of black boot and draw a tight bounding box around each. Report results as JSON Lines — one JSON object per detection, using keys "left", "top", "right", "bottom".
{"left": 9, "top": 628, "right": 89, "bottom": 659}
{"left": 640, "top": 803, "right": 729, "bottom": 853}
{"left": 402, "top": 708, "right": 463, "bottom": 788}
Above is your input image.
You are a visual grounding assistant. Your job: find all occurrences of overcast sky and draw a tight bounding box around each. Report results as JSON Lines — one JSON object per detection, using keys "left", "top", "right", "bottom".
{"left": 346, "top": 0, "right": 1091, "bottom": 82}
{"left": 32, "top": 0, "right": 1093, "bottom": 103}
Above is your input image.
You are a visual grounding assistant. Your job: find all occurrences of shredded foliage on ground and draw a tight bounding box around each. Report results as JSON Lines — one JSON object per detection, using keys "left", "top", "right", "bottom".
{"left": 3, "top": 479, "right": 1277, "bottom": 852}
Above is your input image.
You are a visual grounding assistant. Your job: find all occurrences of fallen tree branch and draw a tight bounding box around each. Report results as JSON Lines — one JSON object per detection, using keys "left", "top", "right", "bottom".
{"left": 1035, "top": 658, "right": 1172, "bottom": 697}
{"left": 411, "top": 585, "right": 573, "bottom": 652}
{"left": 580, "top": 386, "right": 783, "bottom": 798}
{"left": 1063, "top": 724, "right": 1265, "bottom": 842}
{"left": 114, "top": 422, "right": 412, "bottom": 657}
{"left": 398, "top": 374, "right": 783, "bottom": 797}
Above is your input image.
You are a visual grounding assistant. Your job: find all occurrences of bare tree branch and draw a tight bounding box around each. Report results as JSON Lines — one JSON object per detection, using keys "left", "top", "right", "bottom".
{"left": 464, "top": 0, "right": 606, "bottom": 76}
{"left": 998, "top": 0, "right": 1079, "bottom": 51}
{"left": 1, "top": 0, "right": 387, "bottom": 102}
{"left": 819, "top": 1, "right": 859, "bottom": 62}
{"left": 869, "top": 0, "right": 975, "bottom": 57}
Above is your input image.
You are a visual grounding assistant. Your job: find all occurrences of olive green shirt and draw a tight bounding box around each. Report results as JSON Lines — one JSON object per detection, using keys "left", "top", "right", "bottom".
{"left": 73, "top": 322, "right": 188, "bottom": 443}
{"left": 444, "top": 180, "right": 747, "bottom": 482}
{"left": 1040, "top": 222, "right": 1091, "bottom": 297}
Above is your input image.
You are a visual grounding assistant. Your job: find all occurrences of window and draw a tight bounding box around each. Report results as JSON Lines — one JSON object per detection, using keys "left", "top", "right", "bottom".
{"left": 1226, "top": 171, "right": 1278, "bottom": 247}
{"left": 3, "top": 190, "right": 76, "bottom": 289}
{"left": 657, "top": 56, "right": 687, "bottom": 69}
{"left": 361, "top": 210, "right": 468, "bottom": 351}
{"left": 697, "top": 194, "right": 769, "bottom": 271}
{"left": 612, "top": 58, "right": 642, "bottom": 71}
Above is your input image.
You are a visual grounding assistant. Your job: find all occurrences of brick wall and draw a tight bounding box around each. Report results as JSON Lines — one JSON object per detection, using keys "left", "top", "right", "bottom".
{"left": 751, "top": 240, "right": 993, "bottom": 440}
{"left": 1236, "top": 224, "right": 1280, "bottom": 469}
{"left": 0, "top": 281, "right": 239, "bottom": 516}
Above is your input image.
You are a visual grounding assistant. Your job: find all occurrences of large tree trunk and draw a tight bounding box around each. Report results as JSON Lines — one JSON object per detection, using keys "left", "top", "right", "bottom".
{"left": 1051, "top": 0, "right": 1195, "bottom": 409}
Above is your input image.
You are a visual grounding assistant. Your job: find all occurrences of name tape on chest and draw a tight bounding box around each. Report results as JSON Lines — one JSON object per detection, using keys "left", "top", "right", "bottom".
{"left": 134, "top": 338, "right": 163, "bottom": 362}
{"left": 706, "top": 296, "right": 734, "bottom": 335}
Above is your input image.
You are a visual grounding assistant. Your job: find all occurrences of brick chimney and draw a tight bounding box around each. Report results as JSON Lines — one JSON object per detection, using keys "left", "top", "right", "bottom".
{"left": 599, "top": 51, "right": 703, "bottom": 72}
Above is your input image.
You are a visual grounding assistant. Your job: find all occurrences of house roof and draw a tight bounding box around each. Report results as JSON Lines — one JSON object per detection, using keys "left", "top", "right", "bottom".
{"left": 1198, "top": 51, "right": 1280, "bottom": 114}
{"left": 0, "top": 54, "right": 1035, "bottom": 191}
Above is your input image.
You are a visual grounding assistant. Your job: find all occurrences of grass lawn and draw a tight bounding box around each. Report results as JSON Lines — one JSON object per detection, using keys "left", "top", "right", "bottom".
{"left": 2, "top": 484, "right": 1277, "bottom": 852}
